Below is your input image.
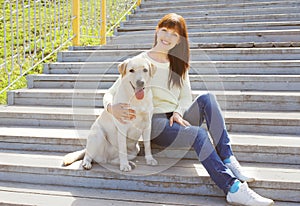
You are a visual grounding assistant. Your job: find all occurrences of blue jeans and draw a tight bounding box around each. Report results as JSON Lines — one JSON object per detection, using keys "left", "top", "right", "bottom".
{"left": 151, "top": 93, "right": 237, "bottom": 194}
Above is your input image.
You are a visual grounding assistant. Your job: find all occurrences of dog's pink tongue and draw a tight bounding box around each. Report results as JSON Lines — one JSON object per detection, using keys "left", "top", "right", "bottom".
{"left": 135, "top": 88, "right": 144, "bottom": 100}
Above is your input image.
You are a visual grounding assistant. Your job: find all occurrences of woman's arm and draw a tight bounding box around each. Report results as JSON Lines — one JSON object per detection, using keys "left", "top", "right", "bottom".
{"left": 103, "top": 76, "right": 121, "bottom": 111}
{"left": 170, "top": 73, "right": 193, "bottom": 127}
{"left": 103, "top": 76, "right": 136, "bottom": 123}
{"left": 174, "top": 73, "right": 193, "bottom": 116}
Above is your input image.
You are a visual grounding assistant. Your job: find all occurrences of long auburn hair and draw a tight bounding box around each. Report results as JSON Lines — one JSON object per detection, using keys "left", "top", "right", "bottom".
{"left": 154, "top": 13, "right": 190, "bottom": 88}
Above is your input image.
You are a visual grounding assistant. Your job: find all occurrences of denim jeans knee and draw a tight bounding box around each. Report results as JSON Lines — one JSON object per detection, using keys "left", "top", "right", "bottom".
{"left": 196, "top": 93, "right": 217, "bottom": 107}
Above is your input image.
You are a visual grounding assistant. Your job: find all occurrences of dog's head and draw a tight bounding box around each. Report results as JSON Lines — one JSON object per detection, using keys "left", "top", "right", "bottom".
{"left": 118, "top": 56, "right": 157, "bottom": 100}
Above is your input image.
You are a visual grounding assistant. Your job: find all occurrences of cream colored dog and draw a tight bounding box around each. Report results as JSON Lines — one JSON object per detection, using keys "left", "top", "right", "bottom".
{"left": 63, "top": 55, "right": 158, "bottom": 171}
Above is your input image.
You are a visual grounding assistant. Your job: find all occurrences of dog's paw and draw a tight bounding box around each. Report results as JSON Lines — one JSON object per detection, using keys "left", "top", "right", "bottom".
{"left": 82, "top": 160, "right": 92, "bottom": 170}
{"left": 146, "top": 156, "right": 158, "bottom": 166}
{"left": 120, "top": 162, "right": 133, "bottom": 172}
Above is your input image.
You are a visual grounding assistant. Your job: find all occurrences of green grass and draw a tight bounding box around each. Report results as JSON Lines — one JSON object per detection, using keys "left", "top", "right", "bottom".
{"left": 0, "top": 0, "right": 137, "bottom": 104}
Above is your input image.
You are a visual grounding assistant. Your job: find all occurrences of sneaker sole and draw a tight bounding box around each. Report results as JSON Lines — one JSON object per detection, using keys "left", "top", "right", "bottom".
{"left": 227, "top": 201, "right": 275, "bottom": 206}
{"left": 241, "top": 177, "right": 255, "bottom": 183}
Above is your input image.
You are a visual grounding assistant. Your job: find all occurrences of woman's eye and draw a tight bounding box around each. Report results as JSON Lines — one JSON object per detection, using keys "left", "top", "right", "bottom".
{"left": 129, "top": 69, "right": 135, "bottom": 73}
{"left": 143, "top": 68, "right": 148, "bottom": 72}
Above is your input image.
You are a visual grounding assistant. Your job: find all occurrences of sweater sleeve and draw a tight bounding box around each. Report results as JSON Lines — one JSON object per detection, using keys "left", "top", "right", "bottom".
{"left": 174, "top": 73, "right": 193, "bottom": 116}
{"left": 103, "top": 75, "right": 121, "bottom": 111}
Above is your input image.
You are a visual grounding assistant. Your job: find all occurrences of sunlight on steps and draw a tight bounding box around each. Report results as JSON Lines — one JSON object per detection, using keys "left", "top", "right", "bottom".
{"left": 0, "top": 0, "right": 300, "bottom": 205}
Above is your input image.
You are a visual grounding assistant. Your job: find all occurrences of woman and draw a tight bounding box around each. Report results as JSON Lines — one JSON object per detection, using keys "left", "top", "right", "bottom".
{"left": 104, "top": 13, "right": 274, "bottom": 206}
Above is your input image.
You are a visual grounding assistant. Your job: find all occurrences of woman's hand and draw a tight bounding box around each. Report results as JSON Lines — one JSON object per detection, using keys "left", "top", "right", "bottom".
{"left": 107, "top": 103, "right": 136, "bottom": 124}
{"left": 169, "top": 112, "right": 191, "bottom": 127}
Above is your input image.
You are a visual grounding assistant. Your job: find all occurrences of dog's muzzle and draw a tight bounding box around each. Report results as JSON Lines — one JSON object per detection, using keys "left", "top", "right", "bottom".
{"left": 130, "top": 81, "right": 145, "bottom": 100}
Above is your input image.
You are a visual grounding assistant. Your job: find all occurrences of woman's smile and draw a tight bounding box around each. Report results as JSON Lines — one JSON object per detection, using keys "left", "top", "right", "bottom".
{"left": 161, "top": 39, "right": 171, "bottom": 45}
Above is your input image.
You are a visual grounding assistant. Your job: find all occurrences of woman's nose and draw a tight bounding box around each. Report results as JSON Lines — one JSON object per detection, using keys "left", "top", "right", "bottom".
{"left": 165, "top": 32, "right": 172, "bottom": 38}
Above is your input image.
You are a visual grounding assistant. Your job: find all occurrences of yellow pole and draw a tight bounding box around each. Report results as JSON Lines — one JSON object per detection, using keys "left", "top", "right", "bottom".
{"left": 137, "top": 0, "right": 142, "bottom": 6}
{"left": 72, "top": 0, "right": 80, "bottom": 46}
{"left": 100, "top": 0, "right": 106, "bottom": 45}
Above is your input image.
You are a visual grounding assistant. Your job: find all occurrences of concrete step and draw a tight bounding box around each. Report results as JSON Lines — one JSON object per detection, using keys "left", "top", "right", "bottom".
{"left": 0, "top": 126, "right": 299, "bottom": 164}
{"left": 109, "top": 30, "right": 300, "bottom": 45}
{"left": 7, "top": 89, "right": 105, "bottom": 108}
{"left": 87, "top": 41, "right": 300, "bottom": 50}
{"left": 44, "top": 62, "right": 119, "bottom": 74}
{"left": 26, "top": 74, "right": 117, "bottom": 89}
{"left": 143, "top": 0, "right": 291, "bottom": 3}
{"left": 146, "top": 0, "right": 291, "bottom": 2}
{"left": 0, "top": 151, "right": 299, "bottom": 202}
{"left": 129, "top": 6, "right": 300, "bottom": 19}
{"left": 8, "top": 89, "right": 300, "bottom": 112}
{"left": 136, "top": 1, "right": 300, "bottom": 16}
{"left": 152, "top": 132, "right": 300, "bottom": 165}
{"left": 0, "top": 105, "right": 99, "bottom": 128}
{"left": 117, "top": 21, "right": 300, "bottom": 34}
{"left": 141, "top": 0, "right": 296, "bottom": 8}
{"left": 72, "top": 41, "right": 300, "bottom": 51}
{"left": 120, "top": 28, "right": 298, "bottom": 38}
{"left": 0, "top": 181, "right": 232, "bottom": 206}
{"left": 57, "top": 48, "right": 300, "bottom": 62}
{"left": 195, "top": 90, "right": 300, "bottom": 112}
{"left": 191, "top": 74, "right": 300, "bottom": 91}
{"left": 0, "top": 126, "right": 87, "bottom": 153}
{"left": 43, "top": 60, "right": 300, "bottom": 75}
{"left": 122, "top": 14, "right": 300, "bottom": 27}
{"left": 0, "top": 106, "right": 299, "bottom": 134}
{"left": 25, "top": 74, "right": 300, "bottom": 91}
{"left": 73, "top": 42, "right": 207, "bottom": 50}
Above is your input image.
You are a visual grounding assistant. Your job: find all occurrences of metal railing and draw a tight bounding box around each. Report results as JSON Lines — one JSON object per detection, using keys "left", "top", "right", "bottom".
{"left": 0, "top": 0, "right": 141, "bottom": 104}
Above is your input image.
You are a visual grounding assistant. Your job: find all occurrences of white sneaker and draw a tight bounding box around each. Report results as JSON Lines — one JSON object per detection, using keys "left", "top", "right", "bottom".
{"left": 225, "top": 156, "right": 255, "bottom": 182}
{"left": 227, "top": 182, "right": 274, "bottom": 206}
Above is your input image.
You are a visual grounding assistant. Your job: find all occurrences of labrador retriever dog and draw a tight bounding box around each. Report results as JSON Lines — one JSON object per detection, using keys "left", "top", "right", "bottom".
{"left": 63, "top": 55, "right": 158, "bottom": 171}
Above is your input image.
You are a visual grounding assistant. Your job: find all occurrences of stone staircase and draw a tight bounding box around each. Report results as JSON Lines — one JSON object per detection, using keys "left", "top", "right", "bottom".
{"left": 0, "top": 0, "right": 300, "bottom": 205}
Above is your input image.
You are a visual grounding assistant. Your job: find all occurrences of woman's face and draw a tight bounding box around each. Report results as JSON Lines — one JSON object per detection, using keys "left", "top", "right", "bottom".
{"left": 155, "top": 27, "right": 180, "bottom": 52}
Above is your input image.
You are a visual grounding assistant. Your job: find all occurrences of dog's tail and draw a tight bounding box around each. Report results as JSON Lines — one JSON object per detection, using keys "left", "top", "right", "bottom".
{"left": 62, "top": 149, "right": 86, "bottom": 166}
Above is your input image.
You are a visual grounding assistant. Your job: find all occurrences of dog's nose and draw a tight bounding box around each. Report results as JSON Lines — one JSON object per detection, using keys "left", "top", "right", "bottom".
{"left": 136, "top": 80, "right": 144, "bottom": 88}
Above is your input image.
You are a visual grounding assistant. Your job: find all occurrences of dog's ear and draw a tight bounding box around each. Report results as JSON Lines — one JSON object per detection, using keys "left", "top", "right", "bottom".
{"left": 144, "top": 58, "right": 157, "bottom": 77}
{"left": 118, "top": 59, "right": 130, "bottom": 77}
{"left": 149, "top": 62, "right": 157, "bottom": 78}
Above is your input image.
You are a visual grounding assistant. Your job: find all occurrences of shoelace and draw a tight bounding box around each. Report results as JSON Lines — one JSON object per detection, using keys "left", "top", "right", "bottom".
{"left": 245, "top": 186, "right": 262, "bottom": 200}
{"left": 230, "top": 158, "right": 244, "bottom": 174}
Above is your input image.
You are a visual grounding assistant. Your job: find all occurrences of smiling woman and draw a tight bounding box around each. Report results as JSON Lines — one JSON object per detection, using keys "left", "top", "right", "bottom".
{"left": 103, "top": 13, "right": 274, "bottom": 206}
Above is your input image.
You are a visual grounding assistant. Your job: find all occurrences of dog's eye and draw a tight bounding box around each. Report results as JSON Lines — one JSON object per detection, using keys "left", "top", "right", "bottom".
{"left": 129, "top": 69, "right": 135, "bottom": 73}
{"left": 143, "top": 68, "right": 148, "bottom": 72}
